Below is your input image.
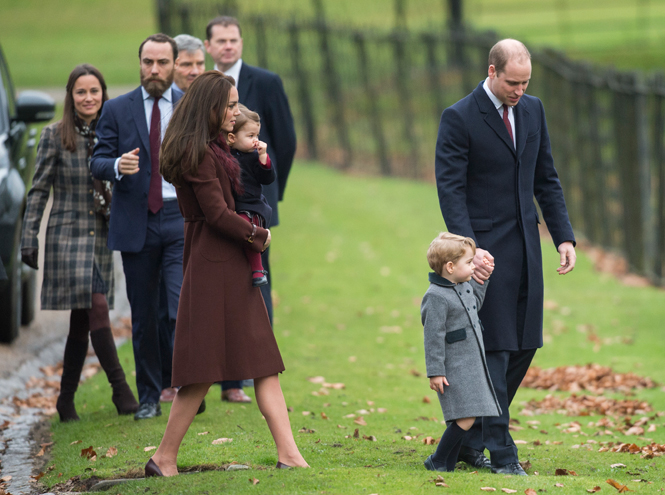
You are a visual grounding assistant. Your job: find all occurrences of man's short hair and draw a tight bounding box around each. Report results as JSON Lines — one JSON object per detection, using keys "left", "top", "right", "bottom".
{"left": 173, "top": 34, "right": 205, "bottom": 55}
{"left": 139, "top": 33, "right": 178, "bottom": 61}
{"left": 206, "top": 16, "right": 242, "bottom": 40}
{"left": 427, "top": 232, "right": 476, "bottom": 275}
{"left": 488, "top": 39, "right": 531, "bottom": 75}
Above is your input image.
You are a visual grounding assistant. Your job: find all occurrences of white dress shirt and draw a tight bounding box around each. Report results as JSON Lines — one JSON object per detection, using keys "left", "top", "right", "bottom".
{"left": 483, "top": 78, "right": 516, "bottom": 149}
{"left": 114, "top": 86, "right": 177, "bottom": 200}
{"left": 214, "top": 59, "right": 243, "bottom": 89}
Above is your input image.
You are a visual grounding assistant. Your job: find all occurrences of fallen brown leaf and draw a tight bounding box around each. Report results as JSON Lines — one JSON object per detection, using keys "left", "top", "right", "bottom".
{"left": 555, "top": 483, "right": 565, "bottom": 488}
{"left": 354, "top": 416, "right": 367, "bottom": 426}
{"left": 410, "top": 369, "right": 422, "bottom": 377}
{"left": 250, "top": 477, "right": 260, "bottom": 485}
{"left": 610, "top": 463, "right": 626, "bottom": 468}
{"left": 555, "top": 469, "right": 569, "bottom": 476}
{"left": 587, "top": 487, "right": 602, "bottom": 493}
{"left": 106, "top": 446, "right": 117, "bottom": 458}
{"left": 353, "top": 428, "right": 360, "bottom": 439}
{"left": 80, "top": 446, "right": 96, "bottom": 459}
{"left": 423, "top": 396, "right": 431, "bottom": 404}
{"left": 606, "top": 479, "right": 631, "bottom": 492}
{"left": 0, "top": 476, "right": 11, "bottom": 482}
{"left": 363, "top": 435, "right": 377, "bottom": 441}
{"left": 321, "top": 412, "right": 329, "bottom": 420}
{"left": 525, "top": 489, "right": 537, "bottom": 495}
{"left": 143, "top": 446, "right": 156, "bottom": 452}
{"left": 70, "top": 440, "right": 82, "bottom": 445}
{"left": 480, "top": 488, "right": 497, "bottom": 492}
{"left": 0, "top": 420, "right": 11, "bottom": 431}
{"left": 298, "top": 428, "right": 315, "bottom": 434}
{"left": 502, "top": 490, "right": 517, "bottom": 494}
{"left": 337, "top": 424, "right": 347, "bottom": 429}
{"left": 521, "top": 365, "right": 656, "bottom": 393}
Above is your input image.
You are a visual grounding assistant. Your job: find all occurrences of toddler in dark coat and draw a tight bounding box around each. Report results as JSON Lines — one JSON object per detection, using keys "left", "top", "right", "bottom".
{"left": 227, "top": 104, "right": 276, "bottom": 287}
{"left": 421, "top": 232, "right": 501, "bottom": 472}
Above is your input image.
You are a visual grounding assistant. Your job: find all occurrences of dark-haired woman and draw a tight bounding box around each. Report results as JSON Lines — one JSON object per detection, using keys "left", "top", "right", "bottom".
{"left": 21, "top": 64, "right": 138, "bottom": 422}
{"left": 145, "top": 71, "right": 308, "bottom": 477}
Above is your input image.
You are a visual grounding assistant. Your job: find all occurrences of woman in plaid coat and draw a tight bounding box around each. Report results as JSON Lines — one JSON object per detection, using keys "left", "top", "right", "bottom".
{"left": 21, "top": 65, "right": 138, "bottom": 422}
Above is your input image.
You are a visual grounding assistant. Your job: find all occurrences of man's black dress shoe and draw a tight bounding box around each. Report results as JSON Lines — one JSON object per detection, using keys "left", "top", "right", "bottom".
{"left": 145, "top": 457, "right": 164, "bottom": 477}
{"left": 196, "top": 399, "right": 206, "bottom": 415}
{"left": 134, "top": 402, "right": 162, "bottom": 420}
{"left": 457, "top": 446, "right": 491, "bottom": 469}
{"left": 423, "top": 454, "right": 448, "bottom": 472}
{"left": 491, "top": 463, "right": 527, "bottom": 476}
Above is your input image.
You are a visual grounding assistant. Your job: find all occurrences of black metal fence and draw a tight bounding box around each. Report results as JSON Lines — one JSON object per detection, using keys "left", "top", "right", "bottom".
{"left": 157, "top": 0, "right": 665, "bottom": 286}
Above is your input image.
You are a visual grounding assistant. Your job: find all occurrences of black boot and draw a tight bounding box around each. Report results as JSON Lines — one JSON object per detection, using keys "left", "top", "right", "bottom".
{"left": 56, "top": 337, "right": 89, "bottom": 422}
{"left": 90, "top": 327, "right": 139, "bottom": 415}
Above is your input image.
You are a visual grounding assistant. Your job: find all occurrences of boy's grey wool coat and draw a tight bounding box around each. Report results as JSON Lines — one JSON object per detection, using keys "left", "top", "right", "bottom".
{"left": 422, "top": 272, "right": 500, "bottom": 423}
{"left": 21, "top": 123, "right": 114, "bottom": 310}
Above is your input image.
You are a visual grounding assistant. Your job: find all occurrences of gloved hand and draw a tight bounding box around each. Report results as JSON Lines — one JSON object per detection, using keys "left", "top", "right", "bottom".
{"left": 21, "top": 247, "right": 39, "bottom": 270}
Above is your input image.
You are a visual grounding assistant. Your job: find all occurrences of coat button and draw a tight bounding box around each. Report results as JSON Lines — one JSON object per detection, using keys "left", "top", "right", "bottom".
{"left": 89, "top": 189, "right": 93, "bottom": 194}
{"left": 467, "top": 290, "right": 470, "bottom": 293}
{"left": 473, "top": 305, "right": 476, "bottom": 309}
{"left": 89, "top": 231, "right": 95, "bottom": 236}
{"left": 89, "top": 210, "right": 94, "bottom": 215}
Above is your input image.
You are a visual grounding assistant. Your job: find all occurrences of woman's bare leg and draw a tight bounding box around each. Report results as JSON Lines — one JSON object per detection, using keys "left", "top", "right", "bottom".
{"left": 254, "top": 375, "right": 309, "bottom": 467}
{"left": 151, "top": 382, "right": 212, "bottom": 476}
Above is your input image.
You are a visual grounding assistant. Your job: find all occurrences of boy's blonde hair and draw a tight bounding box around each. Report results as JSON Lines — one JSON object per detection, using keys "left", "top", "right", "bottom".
{"left": 232, "top": 103, "right": 261, "bottom": 134}
{"left": 427, "top": 232, "right": 476, "bottom": 275}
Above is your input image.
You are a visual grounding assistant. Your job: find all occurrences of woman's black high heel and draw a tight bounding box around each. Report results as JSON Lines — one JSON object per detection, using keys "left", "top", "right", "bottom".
{"left": 145, "top": 458, "right": 164, "bottom": 477}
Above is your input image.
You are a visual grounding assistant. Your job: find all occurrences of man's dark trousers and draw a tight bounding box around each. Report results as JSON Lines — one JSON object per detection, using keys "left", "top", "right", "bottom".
{"left": 121, "top": 199, "right": 183, "bottom": 404}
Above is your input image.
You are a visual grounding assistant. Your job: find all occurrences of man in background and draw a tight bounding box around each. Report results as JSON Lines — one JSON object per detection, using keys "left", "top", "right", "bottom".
{"left": 205, "top": 15, "right": 296, "bottom": 403}
{"left": 171, "top": 34, "right": 206, "bottom": 93}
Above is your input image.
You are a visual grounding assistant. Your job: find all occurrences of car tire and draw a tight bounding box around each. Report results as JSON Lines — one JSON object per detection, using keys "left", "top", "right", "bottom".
{"left": 21, "top": 268, "right": 36, "bottom": 326}
{"left": 0, "top": 245, "right": 22, "bottom": 343}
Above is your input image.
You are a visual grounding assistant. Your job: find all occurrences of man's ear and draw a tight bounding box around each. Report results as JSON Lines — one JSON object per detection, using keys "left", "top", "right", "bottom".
{"left": 227, "top": 132, "right": 237, "bottom": 145}
{"left": 174, "top": 56, "right": 181, "bottom": 69}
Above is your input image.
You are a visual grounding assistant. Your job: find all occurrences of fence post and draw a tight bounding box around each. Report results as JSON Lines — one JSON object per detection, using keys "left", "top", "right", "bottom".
{"left": 422, "top": 33, "right": 445, "bottom": 123}
{"left": 288, "top": 22, "right": 318, "bottom": 160}
{"left": 354, "top": 32, "right": 391, "bottom": 176}
{"left": 652, "top": 72, "right": 665, "bottom": 284}
{"left": 392, "top": 30, "right": 420, "bottom": 177}
{"left": 178, "top": 4, "right": 191, "bottom": 36}
{"left": 312, "top": 0, "right": 353, "bottom": 167}
{"left": 611, "top": 72, "right": 646, "bottom": 273}
{"left": 254, "top": 16, "right": 269, "bottom": 69}
{"left": 156, "top": 0, "right": 173, "bottom": 35}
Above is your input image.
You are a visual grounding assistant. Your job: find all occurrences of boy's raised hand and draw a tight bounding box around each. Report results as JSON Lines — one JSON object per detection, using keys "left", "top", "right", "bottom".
{"left": 429, "top": 376, "right": 449, "bottom": 394}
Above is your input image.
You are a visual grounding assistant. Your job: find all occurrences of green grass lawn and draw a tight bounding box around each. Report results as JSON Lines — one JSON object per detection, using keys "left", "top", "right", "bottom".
{"left": 40, "top": 163, "right": 665, "bottom": 494}
{"left": 2, "top": 0, "right": 664, "bottom": 89}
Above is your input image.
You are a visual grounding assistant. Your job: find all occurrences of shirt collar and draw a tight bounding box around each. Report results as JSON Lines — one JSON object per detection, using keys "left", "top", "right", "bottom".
{"left": 428, "top": 272, "right": 456, "bottom": 287}
{"left": 483, "top": 77, "right": 504, "bottom": 111}
{"left": 215, "top": 58, "right": 243, "bottom": 86}
{"left": 141, "top": 85, "right": 172, "bottom": 103}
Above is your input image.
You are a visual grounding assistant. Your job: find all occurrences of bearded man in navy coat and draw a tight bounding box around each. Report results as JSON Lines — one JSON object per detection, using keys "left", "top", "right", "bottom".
{"left": 91, "top": 34, "right": 186, "bottom": 420}
{"left": 205, "top": 15, "right": 297, "bottom": 404}
{"left": 435, "top": 39, "right": 576, "bottom": 475}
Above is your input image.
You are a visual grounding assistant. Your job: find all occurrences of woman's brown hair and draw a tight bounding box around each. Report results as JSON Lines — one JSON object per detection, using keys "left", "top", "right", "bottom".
{"left": 160, "top": 71, "right": 239, "bottom": 188}
{"left": 60, "top": 64, "right": 108, "bottom": 152}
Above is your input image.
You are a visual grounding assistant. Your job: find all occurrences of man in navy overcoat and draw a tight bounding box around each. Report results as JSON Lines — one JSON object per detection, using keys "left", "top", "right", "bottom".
{"left": 205, "top": 15, "right": 297, "bottom": 403}
{"left": 91, "top": 34, "right": 185, "bottom": 420}
{"left": 435, "top": 39, "right": 576, "bottom": 475}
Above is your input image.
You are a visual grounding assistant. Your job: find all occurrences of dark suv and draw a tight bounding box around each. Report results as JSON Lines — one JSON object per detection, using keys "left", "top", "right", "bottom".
{"left": 0, "top": 44, "right": 55, "bottom": 342}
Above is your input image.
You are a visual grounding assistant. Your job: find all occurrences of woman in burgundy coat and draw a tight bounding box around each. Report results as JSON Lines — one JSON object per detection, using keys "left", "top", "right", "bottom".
{"left": 145, "top": 71, "right": 308, "bottom": 477}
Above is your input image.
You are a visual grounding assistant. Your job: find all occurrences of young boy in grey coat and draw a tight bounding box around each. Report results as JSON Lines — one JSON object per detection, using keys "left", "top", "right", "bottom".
{"left": 421, "top": 232, "right": 501, "bottom": 471}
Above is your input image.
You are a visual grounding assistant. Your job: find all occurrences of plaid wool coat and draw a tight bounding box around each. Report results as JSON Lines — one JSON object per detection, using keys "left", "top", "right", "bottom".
{"left": 21, "top": 122, "right": 114, "bottom": 310}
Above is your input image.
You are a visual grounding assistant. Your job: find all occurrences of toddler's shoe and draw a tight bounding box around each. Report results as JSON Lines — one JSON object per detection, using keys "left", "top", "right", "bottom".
{"left": 252, "top": 270, "right": 269, "bottom": 287}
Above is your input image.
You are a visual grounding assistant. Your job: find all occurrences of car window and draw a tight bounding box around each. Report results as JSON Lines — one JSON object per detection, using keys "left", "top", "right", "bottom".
{"left": 0, "top": 48, "right": 16, "bottom": 133}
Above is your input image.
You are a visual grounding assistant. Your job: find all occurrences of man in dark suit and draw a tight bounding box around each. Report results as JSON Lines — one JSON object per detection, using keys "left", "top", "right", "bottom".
{"left": 91, "top": 34, "right": 187, "bottom": 420}
{"left": 435, "top": 39, "right": 576, "bottom": 475}
{"left": 205, "top": 16, "right": 296, "bottom": 403}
